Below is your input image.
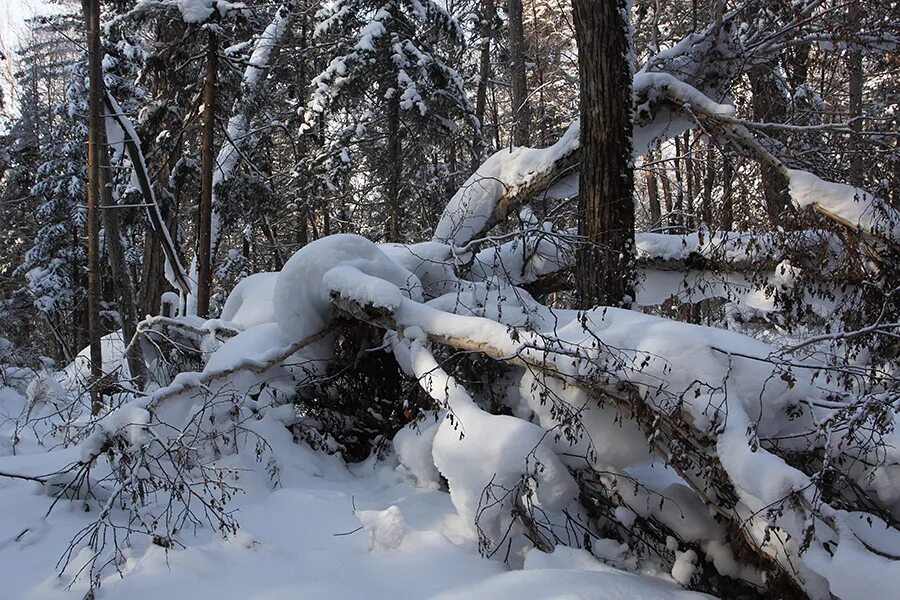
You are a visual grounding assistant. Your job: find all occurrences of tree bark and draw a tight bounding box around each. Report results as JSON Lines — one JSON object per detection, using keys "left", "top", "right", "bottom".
{"left": 98, "top": 124, "right": 143, "bottom": 383}
{"left": 573, "top": 0, "right": 635, "bottom": 308}
{"left": 847, "top": 3, "right": 864, "bottom": 186}
{"left": 720, "top": 153, "right": 734, "bottom": 230}
{"left": 196, "top": 29, "right": 218, "bottom": 318}
{"left": 386, "top": 89, "right": 403, "bottom": 242}
{"left": 508, "top": 0, "right": 530, "bottom": 147}
{"left": 644, "top": 150, "right": 661, "bottom": 227}
{"left": 702, "top": 145, "right": 715, "bottom": 226}
{"left": 472, "top": 0, "right": 494, "bottom": 170}
{"left": 82, "top": 0, "right": 104, "bottom": 414}
{"left": 748, "top": 65, "right": 792, "bottom": 227}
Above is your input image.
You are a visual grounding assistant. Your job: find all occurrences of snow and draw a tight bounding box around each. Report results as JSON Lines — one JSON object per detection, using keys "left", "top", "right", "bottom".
{"left": 274, "top": 234, "right": 422, "bottom": 341}
{"left": 433, "top": 70, "right": 736, "bottom": 249}
{"left": 433, "top": 120, "right": 580, "bottom": 246}
{"left": 356, "top": 505, "right": 408, "bottom": 550}
{"left": 207, "top": 6, "right": 291, "bottom": 266}
{"left": 788, "top": 169, "right": 900, "bottom": 242}
{"left": 394, "top": 338, "right": 581, "bottom": 565}
{"left": 435, "top": 546, "right": 710, "bottom": 599}
{"left": 176, "top": 0, "right": 247, "bottom": 23}
{"left": 0, "top": 411, "right": 709, "bottom": 600}
{"left": 219, "top": 272, "right": 278, "bottom": 329}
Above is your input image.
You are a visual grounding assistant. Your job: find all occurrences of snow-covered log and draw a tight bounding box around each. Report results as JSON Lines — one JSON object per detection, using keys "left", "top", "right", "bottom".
{"left": 322, "top": 252, "right": 898, "bottom": 599}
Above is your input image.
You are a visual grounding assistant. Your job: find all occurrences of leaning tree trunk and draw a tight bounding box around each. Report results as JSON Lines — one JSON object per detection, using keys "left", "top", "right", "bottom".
{"left": 508, "top": 0, "right": 530, "bottom": 147}
{"left": 98, "top": 124, "right": 142, "bottom": 383}
{"left": 196, "top": 29, "right": 218, "bottom": 318}
{"left": 82, "top": 0, "right": 104, "bottom": 414}
{"left": 573, "top": 0, "right": 635, "bottom": 308}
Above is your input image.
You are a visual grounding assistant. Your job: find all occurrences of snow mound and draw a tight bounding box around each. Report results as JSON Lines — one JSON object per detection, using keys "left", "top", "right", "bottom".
{"left": 274, "top": 234, "right": 422, "bottom": 341}
{"left": 357, "top": 505, "right": 407, "bottom": 550}
{"left": 219, "top": 272, "right": 279, "bottom": 329}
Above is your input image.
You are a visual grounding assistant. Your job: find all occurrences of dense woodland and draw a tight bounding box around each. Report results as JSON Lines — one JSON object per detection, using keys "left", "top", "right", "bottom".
{"left": 0, "top": 1, "right": 898, "bottom": 598}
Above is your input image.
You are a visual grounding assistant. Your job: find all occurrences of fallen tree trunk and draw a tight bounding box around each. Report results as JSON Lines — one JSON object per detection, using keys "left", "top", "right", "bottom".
{"left": 328, "top": 290, "right": 880, "bottom": 598}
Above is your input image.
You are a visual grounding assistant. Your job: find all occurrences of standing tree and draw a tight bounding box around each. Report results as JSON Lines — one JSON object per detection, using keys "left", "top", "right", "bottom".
{"left": 507, "top": 0, "right": 530, "bottom": 146}
{"left": 82, "top": 0, "right": 104, "bottom": 412}
{"left": 196, "top": 26, "right": 218, "bottom": 318}
{"left": 572, "top": 0, "right": 635, "bottom": 308}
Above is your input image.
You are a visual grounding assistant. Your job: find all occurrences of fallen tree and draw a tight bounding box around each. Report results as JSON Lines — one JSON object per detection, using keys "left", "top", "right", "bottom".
{"left": 4, "top": 6, "right": 898, "bottom": 599}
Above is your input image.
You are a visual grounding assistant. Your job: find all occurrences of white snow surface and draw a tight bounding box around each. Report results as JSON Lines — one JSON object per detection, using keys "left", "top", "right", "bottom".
{"left": 0, "top": 411, "right": 712, "bottom": 599}
{"left": 788, "top": 169, "right": 900, "bottom": 242}
{"left": 433, "top": 121, "right": 581, "bottom": 247}
{"left": 218, "top": 272, "right": 279, "bottom": 329}
{"left": 273, "top": 234, "right": 422, "bottom": 341}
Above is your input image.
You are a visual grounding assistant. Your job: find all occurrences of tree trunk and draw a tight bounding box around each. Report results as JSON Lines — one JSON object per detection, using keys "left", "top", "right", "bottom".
{"left": 196, "top": 30, "right": 218, "bottom": 318}
{"left": 673, "top": 135, "right": 684, "bottom": 230}
{"left": 847, "top": 4, "right": 864, "bottom": 186}
{"left": 720, "top": 154, "right": 734, "bottom": 230}
{"left": 98, "top": 124, "right": 143, "bottom": 383}
{"left": 472, "top": 0, "right": 493, "bottom": 170}
{"left": 82, "top": 0, "right": 104, "bottom": 414}
{"left": 508, "top": 0, "right": 530, "bottom": 147}
{"left": 644, "top": 150, "right": 661, "bottom": 227}
{"left": 660, "top": 163, "right": 673, "bottom": 226}
{"left": 702, "top": 144, "right": 715, "bottom": 226}
{"left": 573, "top": 0, "right": 634, "bottom": 308}
{"left": 386, "top": 89, "right": 403, "bottom": 242}
{"left": 748, "top": 65, "right": 792, "bottom": 227}
{"left": 683, "top": 131, "right": 695, "bottom": 229}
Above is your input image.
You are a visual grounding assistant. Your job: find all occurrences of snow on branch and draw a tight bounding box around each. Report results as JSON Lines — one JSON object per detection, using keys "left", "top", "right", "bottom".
{"left": 322, "top": 254, "right": 898, "bottom": 598}
{"left": 787, "top": 170, "right": 900, "bottom": 245}
{"left": 208, "top": 5, "right": 292, "bottom": 261}
{"left": 102, "top": 91, "right": 191, "bottom": 295}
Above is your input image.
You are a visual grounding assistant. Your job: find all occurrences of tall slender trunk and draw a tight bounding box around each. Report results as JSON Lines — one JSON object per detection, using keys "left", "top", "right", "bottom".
{"left": 386, "top": 90, "right": 403, "bottom": 241}
{"left": 661, "top": 165, "right": 673, "bottom": 227}
{"left": 508, "top": 0, "right": 530, "bottom": 147}
{"left": 472, "top": 0, "right": 492, "bottom": 170}
{"left": 644, "top": 150, "right": 661, "bottom": 227}
{"left": 98, "top": 124, "right": 142, "bottom": 383}
{"left": 848, "top": 4, "right": 864, "bottom": 186}
{"left": 296, "top": 4, "right": 310, "bottom": 246}
{"left": 720, "top": 154, "right": 734, "bottom": 230}
{"left": 82, "top": 0, "right": 104, "bottom": 414}
{"left": 673, "top": 136, "right": 684, "bottom": 230}
{"left": 702, "top": 145, "right": 715, "bottom": 226}
{"left": 196, "top": 30, "right": 218, "bottom": 318}
{"left": 573, "top": 0, "right": 634, "bottom": 308}
{"left": 748, "top": 65, "right": 792, "bottom": 227}
{"left": 683, "top": 131, "right": 695, "bottom": 229}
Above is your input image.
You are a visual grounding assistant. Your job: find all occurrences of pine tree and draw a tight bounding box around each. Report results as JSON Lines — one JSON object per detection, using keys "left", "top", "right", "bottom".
{"left": 304, "top": 0, "right": 477, "bottom": 241}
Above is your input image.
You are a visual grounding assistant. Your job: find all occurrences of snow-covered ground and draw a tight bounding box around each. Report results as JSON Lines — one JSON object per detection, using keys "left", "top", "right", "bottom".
{"left": 0, "top": 409, "right": 707, "bottom": 600}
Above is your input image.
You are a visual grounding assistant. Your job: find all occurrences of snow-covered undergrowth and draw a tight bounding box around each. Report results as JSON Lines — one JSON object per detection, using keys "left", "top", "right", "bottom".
{"left": 2, "top": 220, "right": 896, "bottom": 598}
{"left": 2, "top": 13, "right": 897, "bottom": 597}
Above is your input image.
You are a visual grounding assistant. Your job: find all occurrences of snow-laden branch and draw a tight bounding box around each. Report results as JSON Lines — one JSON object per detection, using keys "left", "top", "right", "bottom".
{"left": 207, "top": 5, "right": 291, "bottom": 261}
{"left": 320, "top": 250, "right": 897, "bottom": 599}
{"left": 787, "top": 171, "right": 900, "bottom": 245}
{"left": 102, "top": 92, "right": 191, "bottom": 295}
